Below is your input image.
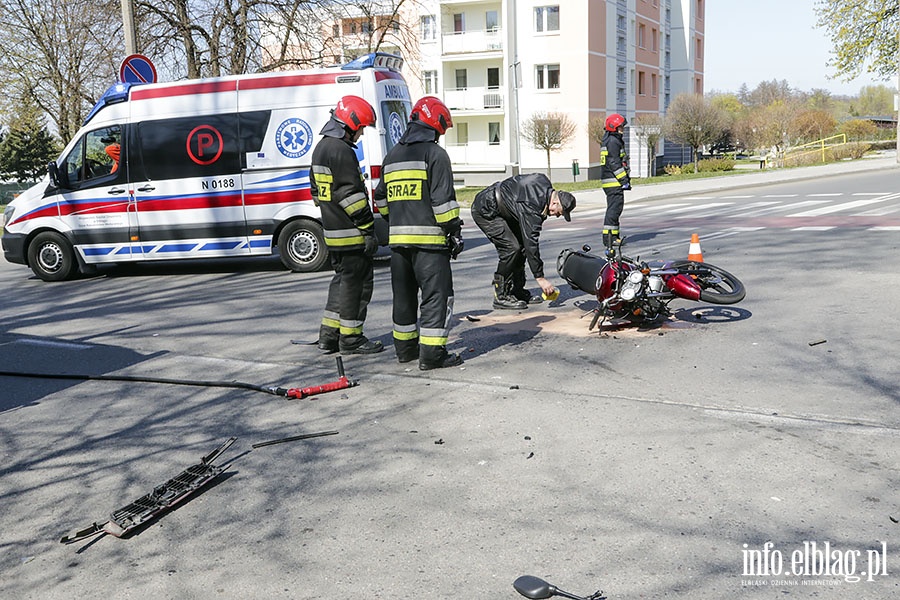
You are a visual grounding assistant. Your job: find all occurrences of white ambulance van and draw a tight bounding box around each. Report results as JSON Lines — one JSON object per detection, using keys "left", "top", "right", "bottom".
{"left": 2, "top": 53, "right": 412, "bottom": 281}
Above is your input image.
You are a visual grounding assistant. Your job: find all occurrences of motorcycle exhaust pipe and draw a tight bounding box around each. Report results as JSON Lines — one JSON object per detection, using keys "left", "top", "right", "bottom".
{"left": 557, "top": 248, "right": 606, "bottom": 295}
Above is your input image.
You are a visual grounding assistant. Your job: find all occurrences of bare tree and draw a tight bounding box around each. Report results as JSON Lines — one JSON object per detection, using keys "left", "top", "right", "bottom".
{"left": 664, "top": 94, "right": 727, "bottom": 172}
{"left": 0, "top": 0, "right": 121, "bottom": 143}
{"left": 520, "top": 111, "right": 577, "bottom": 178}
{"left": 631, "top": 114, "right": 664, "bottom": 177}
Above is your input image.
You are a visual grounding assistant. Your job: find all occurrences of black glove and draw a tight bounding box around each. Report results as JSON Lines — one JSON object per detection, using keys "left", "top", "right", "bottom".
{"left": 363, "top": 234, "right": 378, "bottom": 257}
{"left": 621, "top": 181, "right": 632, "bottom": 191}
{"left": 448, "top": 233, "right": 464, "bottom": 259}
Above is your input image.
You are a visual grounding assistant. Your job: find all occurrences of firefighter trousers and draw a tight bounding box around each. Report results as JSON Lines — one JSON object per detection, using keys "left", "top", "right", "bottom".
{"left": 319, "top": 250, "right": 374, "bottom": 350}
{"left": 603, "top": 188, "right": 625, "bottom": 243}
{"left": 390, "top": 247, "right": 454, "bottom": 364}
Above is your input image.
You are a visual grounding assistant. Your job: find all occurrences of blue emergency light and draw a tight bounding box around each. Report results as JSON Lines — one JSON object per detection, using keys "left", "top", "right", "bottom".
{"left": 83, "top": 82, "right": 138, "bottom": 125}
{"left": 342, "top": 52, "right": 404, "bottom": 72}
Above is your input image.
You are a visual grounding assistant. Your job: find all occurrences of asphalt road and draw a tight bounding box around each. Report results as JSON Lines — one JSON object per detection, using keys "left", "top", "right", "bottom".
{"left": 1, "top": 169, "right": 898, "bottom": 599}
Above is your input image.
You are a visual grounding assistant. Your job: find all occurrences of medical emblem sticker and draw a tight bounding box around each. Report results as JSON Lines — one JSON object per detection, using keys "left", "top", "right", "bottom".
{"left": 388, "top": 112, "right": 404, "bottom": 146}
{"left": 276, "top": 118, "right": 313, "bottom": 159}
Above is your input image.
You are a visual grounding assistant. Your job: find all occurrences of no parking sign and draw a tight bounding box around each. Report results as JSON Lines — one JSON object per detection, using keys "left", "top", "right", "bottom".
{"left": 119, "top": 54, "right": 158, "bottom": 84}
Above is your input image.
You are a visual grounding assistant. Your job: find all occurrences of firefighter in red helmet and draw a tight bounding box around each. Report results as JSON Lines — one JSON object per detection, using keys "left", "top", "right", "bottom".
{"left": 600, "top": 113, "right": 631, "bottom": 247}
{"left": 374, "top": 96, "right": 464, "bottom": 370}
{"left": 310, "top": 95, "right": 384, "bottom": 355}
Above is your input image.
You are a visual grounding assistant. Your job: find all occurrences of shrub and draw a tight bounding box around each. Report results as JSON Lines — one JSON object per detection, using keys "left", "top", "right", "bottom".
{"left": 697, "top": 157, "right": 736, "bottom": 172}
{"left": 663, "top": 164, "right": 683, "bottom": 175}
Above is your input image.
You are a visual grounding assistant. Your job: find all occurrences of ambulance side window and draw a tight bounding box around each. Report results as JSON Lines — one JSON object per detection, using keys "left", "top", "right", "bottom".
{"left": 238, "top": 110, "right": 271, "bottom": 155}
{"left": 136, "top": 114, "right": 240, "bottom": 180}
{"left": 63, "top": 125, "right": 124, "bottom": 187}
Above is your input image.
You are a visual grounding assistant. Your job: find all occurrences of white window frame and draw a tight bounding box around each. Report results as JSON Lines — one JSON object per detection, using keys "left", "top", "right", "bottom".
{"left": 421, "top": 15, "right": 436, "bottom": 41}
{"left": 534, "top": 6, "right": 560, "bottom": 33}
{"left": 423, "top": 70, "right": 438, "bottom": 95}
{"left": 535, "top": 64, "right": 560, "bottom": 90}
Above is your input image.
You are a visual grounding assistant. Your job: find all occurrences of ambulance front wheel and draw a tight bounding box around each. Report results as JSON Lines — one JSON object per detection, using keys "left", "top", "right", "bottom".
{"left": 279, "top": 219, "right": 328, "bottom": 272}
{"left": 28, "top": 231, "right": 77, "bottom": 282}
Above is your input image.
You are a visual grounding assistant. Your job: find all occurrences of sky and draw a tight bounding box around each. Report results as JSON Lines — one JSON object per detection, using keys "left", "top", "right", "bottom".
{"left": 703, "top": 0, "right": 893, "bottom": 97}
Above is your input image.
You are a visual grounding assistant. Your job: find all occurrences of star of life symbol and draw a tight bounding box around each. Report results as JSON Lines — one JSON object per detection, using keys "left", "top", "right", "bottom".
{"left": 275, "top": 118, "right": 313, "bottom": 159}
{"left": 388, "top": 112, "right": 404, "bottom": 145}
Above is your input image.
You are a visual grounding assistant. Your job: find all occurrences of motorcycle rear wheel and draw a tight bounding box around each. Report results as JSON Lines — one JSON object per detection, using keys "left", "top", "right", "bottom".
{"left": 671, "top": 260, "right": 746, "bottom": 304}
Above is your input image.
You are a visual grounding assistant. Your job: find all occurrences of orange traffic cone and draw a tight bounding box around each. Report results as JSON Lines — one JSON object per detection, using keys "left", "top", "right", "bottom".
{"left": 687, "top": 233, "right": 704, "bottom": 262}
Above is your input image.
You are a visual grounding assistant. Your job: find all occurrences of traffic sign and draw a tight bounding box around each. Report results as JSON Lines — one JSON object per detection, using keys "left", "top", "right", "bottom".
{"left": 119, "top": 54, "right": 158, "bottom": 84}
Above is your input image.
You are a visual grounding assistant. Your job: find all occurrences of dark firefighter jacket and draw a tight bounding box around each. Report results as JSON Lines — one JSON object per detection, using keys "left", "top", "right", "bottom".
{"left": 477, "top": 172, "right": 555, "bottom": 279}
{"left": 373, "top": 121, "right": 461, "bottom": 249}
{"left": 600, "top": 130, "right": 630, "bottom": 189}
{"left": 309, "top": 117, "right": 375, "bottom": 251}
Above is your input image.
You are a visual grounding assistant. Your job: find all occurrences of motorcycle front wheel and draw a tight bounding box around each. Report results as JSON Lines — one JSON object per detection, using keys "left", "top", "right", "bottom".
{"left": 671, "top": 260, "right": 746, "bottom": 304}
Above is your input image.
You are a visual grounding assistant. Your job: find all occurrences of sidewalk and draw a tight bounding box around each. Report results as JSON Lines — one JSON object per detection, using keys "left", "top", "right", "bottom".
{"left": 573, "top": 149, "right": 899, "bottom": 206}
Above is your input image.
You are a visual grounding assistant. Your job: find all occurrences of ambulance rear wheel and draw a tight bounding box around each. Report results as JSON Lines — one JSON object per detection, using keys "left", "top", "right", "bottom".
{"left": 28, "top": 231, "right": 77, "bottom": 282}
{"left": 279, "top": 219, "right": 328, "bottom": 272}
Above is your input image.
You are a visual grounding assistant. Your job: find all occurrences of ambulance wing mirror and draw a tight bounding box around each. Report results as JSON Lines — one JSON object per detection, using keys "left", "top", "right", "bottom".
{"left": 47, "top": 162, "right": 65, "bottom": 190}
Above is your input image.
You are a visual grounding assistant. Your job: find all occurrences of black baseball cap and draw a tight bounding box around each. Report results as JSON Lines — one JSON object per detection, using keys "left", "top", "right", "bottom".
{"left": 557, "top": 190, "right": 576, "bottom": 221}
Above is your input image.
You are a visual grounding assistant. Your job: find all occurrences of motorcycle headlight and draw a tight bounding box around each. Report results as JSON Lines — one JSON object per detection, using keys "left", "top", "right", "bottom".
{"left": 621, "top": 287, "right": 637, "bottom": 301}
{"left": 627, "top": 270, "right": 644, "bottom": 284}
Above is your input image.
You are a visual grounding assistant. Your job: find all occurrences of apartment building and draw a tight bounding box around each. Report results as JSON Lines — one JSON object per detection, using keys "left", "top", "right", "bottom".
{"left": 285, "top": 0, "right": 704, "bottom": 186}
{"left": 407, "top": 0, "right": 704, "bottom": 185}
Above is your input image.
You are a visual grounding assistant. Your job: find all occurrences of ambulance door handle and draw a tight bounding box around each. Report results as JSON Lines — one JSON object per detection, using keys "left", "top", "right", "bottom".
{"left": 137, "top": 184, "right": 155, "bottom": 192}
{"left": 108, "top": 187, "right": 127, "bottom": 194}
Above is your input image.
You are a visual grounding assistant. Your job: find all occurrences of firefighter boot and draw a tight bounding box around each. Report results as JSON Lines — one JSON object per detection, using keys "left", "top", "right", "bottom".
{"left": 492, "top": 274, "right": 527, "bottom": 310}
{"left": 419, "top": 349, "right": 464, "bottom": 371}
{"left": 511, "top": 270, "right": 543, "bottom": 305}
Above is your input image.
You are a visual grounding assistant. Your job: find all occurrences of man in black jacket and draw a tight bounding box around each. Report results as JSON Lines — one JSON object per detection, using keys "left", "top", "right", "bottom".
{"left": 373, "top": 96, "right": 464, "bottom": 370}
{"left": 310, "top": 95, "right": 383, "bottom": 355}
{"left": 472, "top": 173, "right": 576, "bottom": 309}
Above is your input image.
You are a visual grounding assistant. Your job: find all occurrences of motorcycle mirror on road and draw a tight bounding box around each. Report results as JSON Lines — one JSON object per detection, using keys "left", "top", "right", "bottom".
{"left": 513, "top": 575, "right": 606, "bottom": 600}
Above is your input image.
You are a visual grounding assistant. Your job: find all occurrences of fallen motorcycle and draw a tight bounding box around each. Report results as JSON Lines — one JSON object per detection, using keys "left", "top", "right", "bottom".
{"left": 513, "top": 575, "right": 607, "bottom": 600}
{"left": 557, "top": 239, "right": 746, "bottom": 332}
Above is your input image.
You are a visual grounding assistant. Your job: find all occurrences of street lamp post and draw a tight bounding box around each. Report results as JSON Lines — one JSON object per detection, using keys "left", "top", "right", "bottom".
{"left": 120, "top": 0, "right": 137, "bottom": 55}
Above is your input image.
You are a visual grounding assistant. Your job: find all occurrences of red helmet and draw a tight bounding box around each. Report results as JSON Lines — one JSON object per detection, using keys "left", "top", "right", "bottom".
{"left": 411, "top": 96, "right": 453, "bottom": 135}
{"left": 605, "top": 113, "right": 627, "bottom": 132}
{"left": 333, "top": 95, "right": 376, "bottom": 132}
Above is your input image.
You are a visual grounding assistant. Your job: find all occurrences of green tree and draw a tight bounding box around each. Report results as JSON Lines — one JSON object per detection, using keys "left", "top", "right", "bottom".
{"left": 840, "top": 118, "right": 879, "bottom": 141}
{"left": 0, "top": 96, "right": 60, "bottom": 183}
{"left": 855, "top": 84, "right": 895, "bottom": 116}
{"left": 664, "top": 93, "right": 728, "bottom": 172}
{"left": 815, "top": 1, "right": 899, "bottom": 81}
{"left": 792, "top": 109, "right": 838, "bottom": 143}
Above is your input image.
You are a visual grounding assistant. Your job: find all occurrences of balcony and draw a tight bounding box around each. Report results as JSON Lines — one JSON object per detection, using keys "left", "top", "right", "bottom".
{"left": 442, "top": 28, "right": 503, "bottom": 55}
{"left": 444, "top": 86, "right": 505, "bottom": 112}
{"left": 445, "top": 141, "right": 508, "bottom": 166}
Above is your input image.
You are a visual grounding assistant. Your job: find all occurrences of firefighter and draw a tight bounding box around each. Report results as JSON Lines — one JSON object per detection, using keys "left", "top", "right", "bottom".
{"left": 600, "top": 113, "right": 631, "bottom": 247}
{"left": 373, "top": 96, "right": 464, "bottom": 371}
{"left": 310, "top": 95, "right": 384, "bottom": 355}
{"left": 471, "top": 173, "right": 576, "bottom": 309}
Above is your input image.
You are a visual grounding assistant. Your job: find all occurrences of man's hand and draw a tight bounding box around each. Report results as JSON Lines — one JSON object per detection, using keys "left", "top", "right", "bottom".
{"left": 363, "top": 234, "right": 378, "bottom": 257}
{"left": 535, "top": 277, "right": 555, "bottom": 297}
{"left": 448, "top": 233, "right": 464, "bottom": 259}
{"left": 621, "top": 181, "right": 632, "bottom": 191}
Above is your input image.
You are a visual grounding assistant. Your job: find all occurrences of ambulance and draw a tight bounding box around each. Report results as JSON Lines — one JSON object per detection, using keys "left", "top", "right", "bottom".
{"left": 2, "top": 52, "right": 412, "bottom": 281}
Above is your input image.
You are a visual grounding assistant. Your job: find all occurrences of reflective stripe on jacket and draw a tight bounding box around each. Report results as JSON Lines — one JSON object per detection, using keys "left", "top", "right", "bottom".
{"left": 310, "top": 131, "right": 374, "bottom": 251}
{"left": 600, "top": 130, "right": 630, "bottom": 189}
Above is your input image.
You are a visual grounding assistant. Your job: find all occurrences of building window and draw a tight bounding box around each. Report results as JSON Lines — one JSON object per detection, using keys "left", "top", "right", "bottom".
{"left": 651, "top": 73, "right": 658, "bottom": 96}
{"left": 638, "top": 71, "right": 646, "bottom": 95}
{"left": 652, "top": 28, "right": 658, "bottom": 52}
{"left": 486, "top": 10, "right": 499, "bottom": 31}
{"left": 696, "top": 37, "right": 702, "bottom": 60}
{"left": 421, "top": 15, "right": 436, "bottom": 41}
{"left": 456, "top": 122, "right": 469, "bottom": 145}
{"left": 489, "top": 122, "right": 501, "bottom": 145}
{"left": 332, "top": 24, "right": 339, "bottom": 37}
{"left": 638, "top": 23, "right": 646, "bottom": 48}
{"left": 423, "top": 70, "right": 438, "bottom": 94}
{"left": 535, "top": 64, "right": 560, "bottom": 89}
{"left": 455, "top": 69, "right": 468, "bottom": 90}
{"left": 534, "top": 6, "right": 560, "bottom": 32}
{"left": 454, "top": 13, "right": 465, "bottom": 33}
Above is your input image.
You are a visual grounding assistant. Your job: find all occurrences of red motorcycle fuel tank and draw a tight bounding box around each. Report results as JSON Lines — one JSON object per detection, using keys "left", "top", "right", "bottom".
{"left": 664, "top": 273, "right": 701, "bottom": 300}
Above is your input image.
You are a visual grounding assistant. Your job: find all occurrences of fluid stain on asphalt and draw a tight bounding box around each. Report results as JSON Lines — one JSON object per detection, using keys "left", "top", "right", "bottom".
{"left": 458, "top": 309, "right": 696, "bottom": 338}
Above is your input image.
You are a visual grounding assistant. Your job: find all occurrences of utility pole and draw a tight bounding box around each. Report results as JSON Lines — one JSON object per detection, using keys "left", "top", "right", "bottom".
{"left": 896, "top": 17, "right": 899, "bottom": 164}
{"left": 120, "top": 0, "right": 138, "bottom": 55}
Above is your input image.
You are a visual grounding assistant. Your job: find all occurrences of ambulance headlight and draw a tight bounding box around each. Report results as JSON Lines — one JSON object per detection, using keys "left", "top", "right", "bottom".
{"left": 3, "top": 204, "right": 14, "bottom": 228}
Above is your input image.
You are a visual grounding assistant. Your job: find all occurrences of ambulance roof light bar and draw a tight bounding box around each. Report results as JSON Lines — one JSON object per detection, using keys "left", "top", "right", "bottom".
{"left": 342, "top": 52, "right": 404, "bottom": 73}
{"left": 84, "top": 82, "right": 135, "bottom": 125}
